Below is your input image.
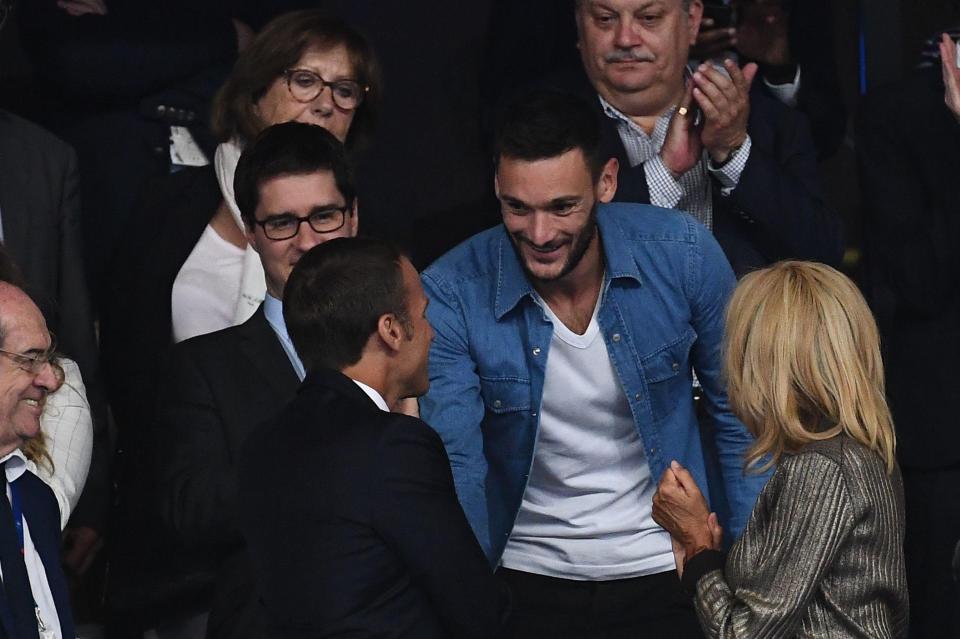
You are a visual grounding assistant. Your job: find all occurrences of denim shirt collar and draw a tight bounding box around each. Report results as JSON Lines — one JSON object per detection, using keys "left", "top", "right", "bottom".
{"left": 493, "top": 205, "right": 644, "bottom": 320}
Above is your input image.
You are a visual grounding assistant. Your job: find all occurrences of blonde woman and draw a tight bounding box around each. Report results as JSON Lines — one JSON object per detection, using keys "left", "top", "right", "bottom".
{"left": 652, "top": 261, "right": 908, "bottom": 638}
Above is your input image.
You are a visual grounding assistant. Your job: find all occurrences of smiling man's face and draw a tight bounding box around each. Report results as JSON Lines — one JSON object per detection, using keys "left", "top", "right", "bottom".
{"left": 0, "top": 284, "right": 59, "bottom": 455}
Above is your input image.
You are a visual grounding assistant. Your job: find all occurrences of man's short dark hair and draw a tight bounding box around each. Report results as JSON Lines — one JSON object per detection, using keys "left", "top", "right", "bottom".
{"left": 283, "top": 237, "right": 409, "bottom": 372}
{"left": 493, "top": 89, "right": 607, "bottom": 179}
{"left": 234, "top": 121, "right": 356, "bottom": 228}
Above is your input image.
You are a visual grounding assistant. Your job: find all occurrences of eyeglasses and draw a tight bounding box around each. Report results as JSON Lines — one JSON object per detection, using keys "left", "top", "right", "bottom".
{"left": 282, "top": 69, "right": 368, "bottom": 111}
{"left": 255, "top": 207, "right": 350, "bottom": 241}
{"left": 0, "top": 336, "right": 57, "bottom": 376}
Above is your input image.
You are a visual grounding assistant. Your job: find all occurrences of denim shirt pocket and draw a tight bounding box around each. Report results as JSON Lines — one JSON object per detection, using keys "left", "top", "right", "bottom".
{"left": 479, "top": 376, "right": 532, "bottom": 414}
{"left": 639, "top": 328, "right": 697, "bottom": 423}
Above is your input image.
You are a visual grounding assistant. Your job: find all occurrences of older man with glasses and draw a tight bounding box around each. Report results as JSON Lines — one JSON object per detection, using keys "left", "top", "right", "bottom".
{"left": 133, "top": 121, "right": 360, "bottom": 638}
{"left": 0, "top": 281, "right": 75, "bottom": 639}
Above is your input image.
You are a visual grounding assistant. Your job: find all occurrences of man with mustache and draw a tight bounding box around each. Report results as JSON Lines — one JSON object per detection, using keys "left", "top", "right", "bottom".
{"left": 572, "top": 0, "right": 841, "bottom": 276}
{"left": 420, "top": 91, "right": 766, "bottom": 638}
{"left": 0, "top": 282, "right": 75, "bottom": 639}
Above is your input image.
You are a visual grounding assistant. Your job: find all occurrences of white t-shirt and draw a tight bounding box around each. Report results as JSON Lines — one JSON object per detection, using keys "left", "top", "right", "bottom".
{"left": 500, "top": 294, "right": 674, "bottom": 580}
{"left": 171, "top": 223, "right": 246, "bottom": 343}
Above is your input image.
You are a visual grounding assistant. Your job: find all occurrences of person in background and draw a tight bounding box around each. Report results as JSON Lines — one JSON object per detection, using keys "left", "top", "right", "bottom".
{"left": 653, "top": 260, "right": 907, "bottom": 638}
{"left": 0, "top": 247, "right": 93, "bottom": 531}
{"left": 0, "top": 281, "right": 76, "bottom": 639}
{"left": 856, "top": 30, "right": 960, "bottom": 639}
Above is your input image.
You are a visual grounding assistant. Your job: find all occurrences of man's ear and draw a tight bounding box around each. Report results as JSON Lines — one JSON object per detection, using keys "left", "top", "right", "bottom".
{"left": 244, "top": 224, "right": 260, "bottom": 253}
{"left": 597, "top": 157, "right": 619, "bottom": 203}
{"left": 376, "top": 313, "right": 404, "bottom": 354}
{"left": 347, "top": 198, "right": 360, "bottom": 237}
{"left": 687, "top": 0, "right": 704, "bottom": 45}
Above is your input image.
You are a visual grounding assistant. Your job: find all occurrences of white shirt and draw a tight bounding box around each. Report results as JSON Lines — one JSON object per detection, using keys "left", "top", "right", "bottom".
{"left": 0, "top": 450, "right": 63, "bottom": 638}
{"left": 352, "top": 380, "right": 389, "bottom": 412}
{"left": 500, "top": 295, "right": 674, "bottom": 580}
{"left": 171, "top": 223, "right": 246, "bottom": 343}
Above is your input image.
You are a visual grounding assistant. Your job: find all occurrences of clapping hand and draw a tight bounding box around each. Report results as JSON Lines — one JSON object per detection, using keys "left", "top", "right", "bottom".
{"left": 939, "top": 33, "right": 960, "bottom": 123}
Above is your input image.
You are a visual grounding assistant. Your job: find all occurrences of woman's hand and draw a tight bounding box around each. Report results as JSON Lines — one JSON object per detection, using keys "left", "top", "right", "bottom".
{"left": 653, "top": 460, "right": 721, "bottom": 571}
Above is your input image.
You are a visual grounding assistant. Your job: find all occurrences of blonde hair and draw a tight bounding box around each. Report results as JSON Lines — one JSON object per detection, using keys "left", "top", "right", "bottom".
{"left": 723, "top": 261, "right": 896, "bottom": 473}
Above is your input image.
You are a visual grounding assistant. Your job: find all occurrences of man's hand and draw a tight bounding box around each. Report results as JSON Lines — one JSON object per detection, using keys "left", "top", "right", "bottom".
{"left": 735, "top": 0, "right": 792, "bottom": 70}
{"left": 56, "top": 0, "right": 107, "bottom": 17}
{"left": 62, "top": 526, "right": 103, "bottom": 576}
{"left": 692, "top": 17, "right": 737, "bottom": 61}
{"left": 660, "top": 79, "right": 704, "bottom": 178}
{"left": 939, "top": 33, "right": 960, "bottom": 123}
{"left": 692, "top": 59, "right": 758, "bottom": 164}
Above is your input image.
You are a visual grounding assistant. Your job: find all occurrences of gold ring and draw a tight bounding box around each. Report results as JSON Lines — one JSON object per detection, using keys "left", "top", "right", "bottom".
{"left": 678, "top": 106, "right": 688, "bottom": 116}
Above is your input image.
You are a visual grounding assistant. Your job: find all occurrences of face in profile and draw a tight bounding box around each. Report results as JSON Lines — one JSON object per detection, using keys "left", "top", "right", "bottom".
{"left": 576, "top": 0, "right": 702, "bottom": 108}
{"left": 255, "top": 43, "right": 359, "bottom": 142}
{"left": 0, "top": 288, "right": 60, "bottom": 451}
{"left": 396, "top": 258, "right": 433, "bottom": 399}
{"left": 246, "top": 170, "right": 359, "bottom": 298}
{"left": 496, "top": 148, "right": 616, "bottom": 285}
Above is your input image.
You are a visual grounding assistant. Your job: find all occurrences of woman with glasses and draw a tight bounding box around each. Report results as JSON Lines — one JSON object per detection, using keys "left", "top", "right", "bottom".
{"left": 651, "top": 261, "right": 908, "bottom": 638}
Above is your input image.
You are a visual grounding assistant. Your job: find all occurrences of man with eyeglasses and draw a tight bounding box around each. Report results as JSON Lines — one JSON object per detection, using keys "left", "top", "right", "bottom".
{"left": 0, "top": 281, "right": 75, "bottom": 639}
{"left": 150, "top": 121, "right": 358, "bottom": 637}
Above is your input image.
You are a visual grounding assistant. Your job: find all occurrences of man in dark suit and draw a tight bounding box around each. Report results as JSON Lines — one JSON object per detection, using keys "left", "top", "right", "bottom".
{"left": 565, "top": 0, "right": 842, "bottom": 276}
{"left": 240, "top": 237, "right": 508, "bottom": 638}
{"left": 116, "top": 122, "right": 359, "bottom": 637}
{"left": 857, "top": 35, "right": 960, "bottom": 639}
{"left": 0, "top": 108, "right": 110, "bottom": 582}
{"left": 0, "top": 281, "right": 75, "bottom": 639}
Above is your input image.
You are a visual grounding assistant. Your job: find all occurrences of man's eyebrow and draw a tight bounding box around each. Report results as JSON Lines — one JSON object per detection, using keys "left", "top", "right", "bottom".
{"left": 262, "top": 203, "right": 345, "bottom": 218}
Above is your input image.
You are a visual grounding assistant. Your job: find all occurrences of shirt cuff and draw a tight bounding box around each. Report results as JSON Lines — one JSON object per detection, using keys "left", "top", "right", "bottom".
{"left": 644, "top": 155, "right": 684, "bottom": 209}
{"left": 681, "top": 549, "right": 726, "bottom": 597}
{"left": 708, "top": 135, "right": 752, "bottom": 194}
{"left": 763, "top": 64, "right": 802, "bottom": 107}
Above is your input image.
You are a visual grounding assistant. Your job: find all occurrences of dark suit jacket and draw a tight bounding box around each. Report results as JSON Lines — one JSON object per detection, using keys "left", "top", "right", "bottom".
{"left": 0, "top": 109, "right": 110, "bottom": 530}
{"left": 0, "top": 470, "right": 75, "bottom": 639}
{"left": 857, "top": 68, "right": 960, "bottom": 469}
{"left": 550, "top": 69, "right": 843, "bottom": 277}
{"left": 108, "top": 306, "right": 298, "bottom": 633}
{"left": 239, "top": 369, "right": 508, "bottom": 638}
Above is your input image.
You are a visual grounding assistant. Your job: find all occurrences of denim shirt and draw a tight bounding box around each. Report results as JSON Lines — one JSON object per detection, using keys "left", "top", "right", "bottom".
{"left": 421, "top": 202, "right": 769, "bottom": 564}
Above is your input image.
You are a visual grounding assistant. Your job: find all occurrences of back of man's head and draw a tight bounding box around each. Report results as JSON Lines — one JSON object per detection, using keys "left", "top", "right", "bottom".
{"left": 234, "top": 121, "right": 356, "bottom": 228}
{"left": 493, "top": 89, "right": 606, "bottom": 180}
{"left": 283, "top": 237, "right": 408, "bottom": 372}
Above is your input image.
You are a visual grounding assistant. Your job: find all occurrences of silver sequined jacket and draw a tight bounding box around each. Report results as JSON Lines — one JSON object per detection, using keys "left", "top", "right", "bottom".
{"left": 694, "top": 435, "right": 908, "bottom": 638}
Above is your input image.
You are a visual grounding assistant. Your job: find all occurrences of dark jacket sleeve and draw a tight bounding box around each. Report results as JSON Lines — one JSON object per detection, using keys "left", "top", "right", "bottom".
{"left": 373, "top": 419, "right": 508, "bottom": 638}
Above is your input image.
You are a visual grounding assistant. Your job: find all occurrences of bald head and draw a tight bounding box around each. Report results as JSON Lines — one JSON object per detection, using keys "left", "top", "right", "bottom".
{"left": 0, "top": 282, "right": 45, "bottom": 349}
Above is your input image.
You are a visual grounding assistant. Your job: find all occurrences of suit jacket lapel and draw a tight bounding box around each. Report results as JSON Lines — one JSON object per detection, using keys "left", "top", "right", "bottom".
{"left": 235, "top": 307, "right": 300, "bottom": 398}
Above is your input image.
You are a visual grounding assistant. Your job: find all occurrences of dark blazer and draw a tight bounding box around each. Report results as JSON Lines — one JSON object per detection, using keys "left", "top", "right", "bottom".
{"left": 108, "top": 306, "right": 298, "bottom": 633}
{"left": 1, "top": 470, "right": 75, "bottom": 639}
{"left": 857, "top": 67, "right": 960, "bottom": 469}
{"left": 550, "top": 69, "right": 843, "bottom": 277}
{"left": 239, "top": 369, "right": 508, "bottom": 639}
{"left": 0, "top": 109, "right": 110, "bottom": 530}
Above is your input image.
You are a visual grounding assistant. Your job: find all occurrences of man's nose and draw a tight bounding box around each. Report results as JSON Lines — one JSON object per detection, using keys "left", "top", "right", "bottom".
{"left": 527, "top": 213, "right": 556, "bottom": 246}
{"left": 33, "top": 361, "right": 60, "bottom": 394}
{"left": 614, "top": 17, "right": 643, "bottom": 49}
{"left": 296, "top": 223, "right": 327, "bottom": 252}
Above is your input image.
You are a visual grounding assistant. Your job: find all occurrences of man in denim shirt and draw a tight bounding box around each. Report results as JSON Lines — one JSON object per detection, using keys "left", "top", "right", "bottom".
{"left": 420, "top": 91, "right": 767, "bottom": 638}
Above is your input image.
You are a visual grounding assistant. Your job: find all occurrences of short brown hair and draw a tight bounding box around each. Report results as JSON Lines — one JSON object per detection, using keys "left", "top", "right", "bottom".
{"left": 211, "top": 10, "right": 381, "bottom": 151}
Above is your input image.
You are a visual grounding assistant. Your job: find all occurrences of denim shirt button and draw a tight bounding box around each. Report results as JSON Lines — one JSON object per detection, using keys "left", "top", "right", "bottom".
{"left": 671, "top": 362, "right": 680, "bottom": 371}
{"left": 611, "top": 333, "right": 621, "bottom": 342}
{"left": 493, "top": 400, "right": 502, "bottom": 408}
{"left": 532, "top": 347, "right": 541, "bottom": 356}
{"left": 635, "top": 393, "right": 641, "bottom": 401}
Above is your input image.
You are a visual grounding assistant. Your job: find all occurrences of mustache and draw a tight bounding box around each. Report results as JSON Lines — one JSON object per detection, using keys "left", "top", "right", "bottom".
{"left": 604, "top": 49, "right": 655, "bottom": 63}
